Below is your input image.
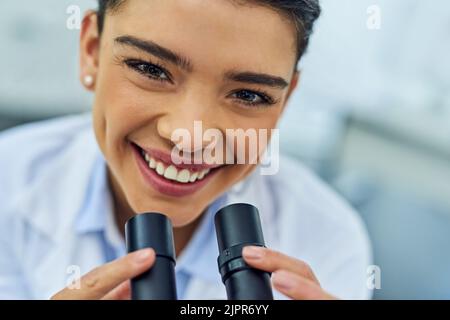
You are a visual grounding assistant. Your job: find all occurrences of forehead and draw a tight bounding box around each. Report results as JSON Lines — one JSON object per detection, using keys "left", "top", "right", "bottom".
{"left": 105, "top": 0, "right": 297, "bottom": 77}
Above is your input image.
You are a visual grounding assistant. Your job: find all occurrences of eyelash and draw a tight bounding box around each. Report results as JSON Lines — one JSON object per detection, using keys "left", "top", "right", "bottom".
{"left": 229, "top": 89, "right": 277, "bottom": 107}
{"left": 123, "top": 58, "right": 277, "bottom": 107}
{"left": 123, "top": 58, "right": 173, "bottom": 83}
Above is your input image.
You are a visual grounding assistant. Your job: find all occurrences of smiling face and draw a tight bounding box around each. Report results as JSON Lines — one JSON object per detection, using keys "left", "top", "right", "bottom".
{"left": 80, "top": 0, "right": 299, "bottom": 227}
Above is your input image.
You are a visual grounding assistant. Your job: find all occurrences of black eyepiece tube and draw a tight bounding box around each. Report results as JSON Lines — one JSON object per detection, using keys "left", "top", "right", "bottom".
{"left": 125, "top": 213, "right": 177, "bottom": 300}
{"left": 214, "top": 203, "right": 273, "bottom": 300}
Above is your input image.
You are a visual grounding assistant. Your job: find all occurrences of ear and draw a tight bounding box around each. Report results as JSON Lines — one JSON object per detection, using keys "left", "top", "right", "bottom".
{"left": 79, "top": 11, "right": 100, "bottom": 91}
{"left": 281, "top": 70, "right": 300, "bottom": 112}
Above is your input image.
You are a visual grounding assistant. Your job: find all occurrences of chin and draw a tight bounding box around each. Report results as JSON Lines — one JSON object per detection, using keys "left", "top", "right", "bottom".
{"left": 129, "top": 195, "right": 205, "bottom": 227}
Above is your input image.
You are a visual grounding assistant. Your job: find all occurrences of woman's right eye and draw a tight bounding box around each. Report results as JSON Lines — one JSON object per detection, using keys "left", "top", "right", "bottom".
{"left": 124, "top": 59, "right": 172, "bottom": 83}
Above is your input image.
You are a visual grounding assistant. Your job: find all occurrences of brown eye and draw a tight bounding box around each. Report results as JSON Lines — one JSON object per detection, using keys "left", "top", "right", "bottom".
{"left": 231, "top": 89, "right": 275, "bottom": 107}
{"left": 124, "top": 59, "right": 172, "bottom": 82}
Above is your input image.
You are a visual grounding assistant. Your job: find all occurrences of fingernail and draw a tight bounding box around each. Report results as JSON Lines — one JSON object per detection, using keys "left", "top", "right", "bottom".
{"left": 243, "top": 246, "right": 265, "bottom": 260}
{"left": 272, "top": 271, "right": 295, "bottom": 291}
{"left": 134, "top": 249, "right": 153, "bottom": 262}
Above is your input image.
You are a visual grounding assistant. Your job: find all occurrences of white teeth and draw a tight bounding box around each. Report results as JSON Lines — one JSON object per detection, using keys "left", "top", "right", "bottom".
{"left": 177, "top": 169, "right": 190, "bottom": 183}
{"left": 164, "top": 165, "right": 178, "bottom": 181}
{"left": 149, "top": 158, "right": 156, "bottom": 169}
{"left": 156, "top": 162, "right": 165, "bottom": 175}
{"left": 189, "top": 171, "right": 198, "bottom": 182}
{"left": 197, "top": 169, "right": 210, "bottom": 180}
{"left": 142, "top": 151, "right": 214, "bottom": 183}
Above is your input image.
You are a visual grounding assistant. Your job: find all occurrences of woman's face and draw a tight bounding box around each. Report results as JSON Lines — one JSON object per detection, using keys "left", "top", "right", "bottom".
{"left": 80, "top": 0, "right": 299, "bottom": 227}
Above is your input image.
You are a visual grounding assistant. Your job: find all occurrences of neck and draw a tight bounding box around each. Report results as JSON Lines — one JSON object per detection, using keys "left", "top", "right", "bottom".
{"left": 107, "top": 169, "right": 201, "bottom": 256}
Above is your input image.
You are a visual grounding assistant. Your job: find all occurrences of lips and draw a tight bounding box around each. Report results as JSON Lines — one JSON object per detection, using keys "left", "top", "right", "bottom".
{"left": 131, "top": 142, "right": 223, "bottom": 197}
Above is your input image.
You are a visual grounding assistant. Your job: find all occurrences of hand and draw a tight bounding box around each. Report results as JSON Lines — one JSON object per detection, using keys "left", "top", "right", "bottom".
{"left": 51, "top": 249, "right": 155, "bottom": 300}
{"left": 243, "top": 246, "right": 336, "bottom": 300}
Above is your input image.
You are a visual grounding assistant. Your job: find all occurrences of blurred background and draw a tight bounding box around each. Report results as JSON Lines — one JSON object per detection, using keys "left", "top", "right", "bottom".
{"left": 0, "top": 0, "right": 449, "bottom": 299}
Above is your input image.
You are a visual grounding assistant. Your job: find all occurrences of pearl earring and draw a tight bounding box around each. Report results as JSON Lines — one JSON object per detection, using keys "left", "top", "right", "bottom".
{"left": 83, "top": 75, "right": 94, "bottom": 87}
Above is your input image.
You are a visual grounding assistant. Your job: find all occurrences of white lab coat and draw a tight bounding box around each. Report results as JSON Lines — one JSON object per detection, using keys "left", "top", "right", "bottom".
{"left": 0, "top": 113, "right": 372, "bottom": 299}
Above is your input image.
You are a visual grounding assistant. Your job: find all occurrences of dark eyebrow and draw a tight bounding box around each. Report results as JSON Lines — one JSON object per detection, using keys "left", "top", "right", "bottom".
{"left": 224, "top": 71, "right": 289, "bottom": 89}
{"left": 114, "top": 35, "right": 288, "bottom": 88}
{"left": 115, "top": 35, "right": 192, "bottom": 71}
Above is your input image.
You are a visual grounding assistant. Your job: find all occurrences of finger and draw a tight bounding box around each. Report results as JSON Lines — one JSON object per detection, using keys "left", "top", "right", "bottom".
{"left": 272, "top": 270, "right": 336, "bottom": 300}
{"left": 102, "top": 281, "right": 131, "bottom": 300}
{"left": 52, "top": 248, "right": 155, "bottom": 300}
{"left": 242, "top": 246, "right": 319, "bottom": 283}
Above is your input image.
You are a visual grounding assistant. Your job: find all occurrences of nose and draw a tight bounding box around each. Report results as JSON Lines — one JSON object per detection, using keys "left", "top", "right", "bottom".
{"left": 156, "top": 87, "right": 221, "bottom": 154}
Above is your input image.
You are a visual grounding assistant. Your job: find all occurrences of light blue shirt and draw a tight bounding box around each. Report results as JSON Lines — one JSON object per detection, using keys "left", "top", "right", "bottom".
{"left": 0, "top": 113, "right": 372, "bottom": 299}
{"left": 74, "top": 150, "right": 227, "bottom": 299}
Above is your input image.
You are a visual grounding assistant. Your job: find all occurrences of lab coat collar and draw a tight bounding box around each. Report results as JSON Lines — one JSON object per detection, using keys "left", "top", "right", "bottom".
{"left": 13, "top": 128, "right": 101, "bottom": 242}
{"left": 74, "top": 154, "right": 110, "bottom": 235}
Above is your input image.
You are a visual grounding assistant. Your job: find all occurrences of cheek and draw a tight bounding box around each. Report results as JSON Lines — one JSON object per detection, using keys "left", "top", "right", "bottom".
{"left": 94, "top": 70, "right": 150, "bottom": 155}
{"left": 227, "top": 116, "right": 280, "bottom": 159}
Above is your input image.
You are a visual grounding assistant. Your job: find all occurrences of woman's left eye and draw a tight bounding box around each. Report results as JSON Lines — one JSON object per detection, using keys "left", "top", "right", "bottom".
{"left": 231, "top": 90, "right": 275, "bottom": 107}
{"left": 124, "top": 59, "right": 172, "bottom": 82}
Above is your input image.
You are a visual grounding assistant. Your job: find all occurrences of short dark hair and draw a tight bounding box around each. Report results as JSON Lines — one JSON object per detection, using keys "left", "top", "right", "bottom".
{"left": 97, "top": 0, "right": 320, "bottom": 65}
